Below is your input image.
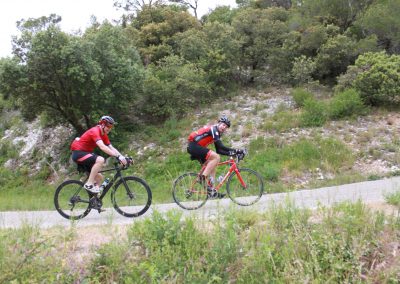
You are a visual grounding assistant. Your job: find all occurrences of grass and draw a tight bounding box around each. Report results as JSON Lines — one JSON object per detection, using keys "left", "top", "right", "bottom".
{"left": 385, "top": 191, "right": 400, "bottom": 207}
{"left": 1, "top": 202, "right": 399, "bottom": 283}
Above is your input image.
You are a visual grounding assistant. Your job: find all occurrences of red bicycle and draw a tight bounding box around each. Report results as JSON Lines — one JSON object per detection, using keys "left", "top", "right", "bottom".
{"left": 172, "top": 150, "right": 264, "bottom": 210}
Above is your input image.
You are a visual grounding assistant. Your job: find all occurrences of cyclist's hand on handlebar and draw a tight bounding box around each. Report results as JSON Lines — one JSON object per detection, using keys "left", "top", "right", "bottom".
{"left": 236, "top": 149, "right": 244, "bottom": 154}
{"left": 117, "top": 155, "right": 127, "bottom": 165}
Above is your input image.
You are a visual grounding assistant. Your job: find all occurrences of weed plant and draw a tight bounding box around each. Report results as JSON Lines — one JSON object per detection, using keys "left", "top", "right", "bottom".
{"left": 291, "top": 87, "right": 314, "bottom": 107}
{"left": 83, "top": 202, "right": 399, "bottom": 283}
{"left": 0, "top": 224, "right": 77, "bottom": 283}
{"left": 385, "top": 191, "right": 400, "bottom": 207}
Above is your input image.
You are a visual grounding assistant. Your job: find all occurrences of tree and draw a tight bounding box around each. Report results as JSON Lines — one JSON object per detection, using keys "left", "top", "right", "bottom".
{"left": 140, "top": 55, "right": 211, "bottom": 121}
{"left": 232, "top": 7, "right": 289, "bottom": 83}
{"left": 202, "top": 6, "right": 237, "bottom": 24}
{"left": 0, "top": 17, "right": 144, "bottom": 134}
{"left": 356, "top": 0, "right": 400, "bottom": 53}
{"left": 134, "top": 5, "right": 199, "bottom": 64}
{"left": 298, "top": 0, "right": 374, "bottom": 31}
{"left": 168, "top": 0, "right": 199, "bottom": 18}
{"left": 114, "top": 0, "right": 166, "bottom": 13}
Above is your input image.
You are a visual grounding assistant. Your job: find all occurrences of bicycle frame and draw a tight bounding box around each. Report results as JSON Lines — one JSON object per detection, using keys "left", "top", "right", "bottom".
{"left": 198, "top": 156, "right": 247, "bottom": 192}
{"left": 79, "top": 163, "right": 130, "bottom": 201}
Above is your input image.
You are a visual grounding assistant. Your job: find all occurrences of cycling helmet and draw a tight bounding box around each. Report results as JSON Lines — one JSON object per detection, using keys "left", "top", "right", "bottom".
{"left": 218, "top": 116, "right": 231, "bottom": 128}
{"left": 99, "top": 115, "right": 115, "bottom": 126}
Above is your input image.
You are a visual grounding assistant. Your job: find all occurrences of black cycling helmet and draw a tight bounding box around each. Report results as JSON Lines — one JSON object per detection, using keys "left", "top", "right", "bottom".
{"left": 99, "top": 115, "right": 115, "bottom": 125}
{"left": 218, "top": 115, "right": 231, "bottom": 128}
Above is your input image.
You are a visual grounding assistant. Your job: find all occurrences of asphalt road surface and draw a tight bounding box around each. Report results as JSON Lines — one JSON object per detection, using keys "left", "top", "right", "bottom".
{"left": 1, "top": 176, "right": 399, "bottom": 229}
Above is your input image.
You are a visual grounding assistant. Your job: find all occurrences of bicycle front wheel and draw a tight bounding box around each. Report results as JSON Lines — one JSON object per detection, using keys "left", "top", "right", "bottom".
{"left": 227, "top": 168, "right": 264, "bottom": 206}
{"left": 54, "top": 180, "right": 91, "bottom": 220}
{"left": 172, "top": 173, "right": 208, "bottom": 210}
{"left": 112, "top": 176, "right": 152, "bottom": 217}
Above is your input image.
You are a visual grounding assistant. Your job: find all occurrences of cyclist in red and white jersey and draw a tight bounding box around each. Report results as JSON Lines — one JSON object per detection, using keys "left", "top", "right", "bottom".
{"left": 70, "top": 116, "right": 127, "bottom": 193}
{"left": 187, "top": 115, "right": 242, "bottom": 196}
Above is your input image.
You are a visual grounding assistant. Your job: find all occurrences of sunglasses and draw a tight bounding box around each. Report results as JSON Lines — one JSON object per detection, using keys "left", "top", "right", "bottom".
{"left": 105, "top": 123, "right": 114, "bottom": 129}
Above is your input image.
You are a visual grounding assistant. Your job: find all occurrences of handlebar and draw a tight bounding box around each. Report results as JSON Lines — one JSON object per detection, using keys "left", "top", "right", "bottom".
{"left": 114, "top": 156, "right": 133, "bottom": 170}
{"left": 233, "top": 148, "right": 247, "bottom": 163}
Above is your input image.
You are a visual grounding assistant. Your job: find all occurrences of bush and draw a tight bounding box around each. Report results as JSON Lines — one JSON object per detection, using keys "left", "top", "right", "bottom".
{"left": 336, "top": 51, "right": 400, "bottom": 106}
{"left": 301, "top": 98, "right": 327, "bottom": 127}
{"left": 329, "top": 89, "right": 367, "bottom": 119}
{"left": 291, "top": 55, "right": 316, "bottom": 85}
{"left": 291, "top": 88, "right": 314, "bottom": 107}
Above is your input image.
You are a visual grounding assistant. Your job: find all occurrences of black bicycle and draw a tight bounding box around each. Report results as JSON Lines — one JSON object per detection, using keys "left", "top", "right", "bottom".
{"left": 54, "top": 157, "right": 152, "bottom": 220}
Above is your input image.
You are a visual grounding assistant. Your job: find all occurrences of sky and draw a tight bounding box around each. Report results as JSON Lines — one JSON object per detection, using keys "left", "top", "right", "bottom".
{"left": 0, "top": 0, "right": 237, "bottom": 58}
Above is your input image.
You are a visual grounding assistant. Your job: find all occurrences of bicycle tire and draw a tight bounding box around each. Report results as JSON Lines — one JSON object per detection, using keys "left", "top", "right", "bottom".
{"left": 227, "top": 168, "right": 264, "bottom": 206}
{"left": 54, "top": 180, "right": 91, "bottom": 220}
{"left": 112, "top": 176, "right": 152, "bottom": 217}
{"left": 172, "top": 172, "right": 208, "bottom": 210}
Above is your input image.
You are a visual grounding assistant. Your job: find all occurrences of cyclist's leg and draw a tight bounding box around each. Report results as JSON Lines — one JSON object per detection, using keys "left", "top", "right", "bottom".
{"left": 88, "top": 156, "right": 105, "bottom": 186}
{"left": 203, "top": 151, "right": 220, "bottom": 184}
{"left": 72, "top": 151, "right": 102, "bottom": 187}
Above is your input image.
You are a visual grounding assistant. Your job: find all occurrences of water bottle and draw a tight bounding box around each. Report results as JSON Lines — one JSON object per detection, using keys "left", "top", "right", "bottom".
{"left": 100, "top": 178, "right": 110, "bottom": 190}
{"left": 217, "top": 175, "right": 224, "bottom": 183}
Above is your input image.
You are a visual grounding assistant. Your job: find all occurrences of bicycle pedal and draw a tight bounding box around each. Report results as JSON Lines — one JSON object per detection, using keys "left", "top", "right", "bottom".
{"left": 97, "top": 208, "right": 106, "bottom": 213}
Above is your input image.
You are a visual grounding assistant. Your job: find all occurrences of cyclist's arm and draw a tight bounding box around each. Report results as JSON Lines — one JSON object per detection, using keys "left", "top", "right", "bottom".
{"left": 214, "top": 140, "right": 235, "bottom": 156}
{"left": 96, "top": 140, "right": 119, "bottom": 157}
{"left": 96, "top": 141, "right": 127, "bottom": 164}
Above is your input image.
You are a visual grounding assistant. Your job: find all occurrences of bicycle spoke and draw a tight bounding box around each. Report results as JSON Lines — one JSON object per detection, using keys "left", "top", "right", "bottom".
{"left": 173, "top": 173, "right": 208, "bottom": 210}
{"left": 54, "top": 180, "right": 91, "bottom": 220}
{"left": 227, "top": 168, "right": 264, "bottom": 206}
{"left": 112, "top": 176, "right": 152, "bottom": 217}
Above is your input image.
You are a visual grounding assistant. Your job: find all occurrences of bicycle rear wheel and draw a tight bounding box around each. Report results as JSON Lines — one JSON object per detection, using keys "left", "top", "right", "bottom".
{"left": 173, "top": 172, "right": 208, "bottom": 210}
{"left": 54, "top": 180, "right": 91, "bottom": 220}
{"left": 227, "top": 168, "right": 264, "bottom": 206}
{"left": 112, "top": 176, "right": 152, "bottom": 217}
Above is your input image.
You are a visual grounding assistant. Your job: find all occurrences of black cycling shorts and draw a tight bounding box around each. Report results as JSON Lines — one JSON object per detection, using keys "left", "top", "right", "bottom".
{"left": 187, "top": 141, "right": 211, "bottom": 164}
{"left": 71, "top": 151, "right": 98, "bottom": 172}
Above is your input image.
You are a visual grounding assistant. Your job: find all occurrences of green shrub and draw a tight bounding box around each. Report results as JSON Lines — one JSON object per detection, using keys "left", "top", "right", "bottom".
{"left": 291, "top": 87, "right": 314, "bottom": 107}
{"left": 291, "top": 55, "right": 316, "bottom": 85}
{"left": 300, "top": 98, "right": 327, "bottom": 127}
{"left": 336, "top": 51, "right": 400, "bottom": 106}
{"left": 329, "top": 89, "right": 367, "bottom": 119}
{"left": 385, "top": 191, "right": 400, "bottom": 207}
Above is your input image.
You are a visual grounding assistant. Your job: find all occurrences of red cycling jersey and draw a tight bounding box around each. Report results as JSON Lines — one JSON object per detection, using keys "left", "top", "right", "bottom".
{"left": 70, "top": 126, "right": 111, "bottom": 152}
{"left": 188, "top": 125, "right": 221, "bottom": 147}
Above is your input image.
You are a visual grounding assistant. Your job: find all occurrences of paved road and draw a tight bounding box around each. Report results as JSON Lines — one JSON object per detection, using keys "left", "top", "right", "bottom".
{"left": 1, "top": 177, "right": 400, "bottom": 229}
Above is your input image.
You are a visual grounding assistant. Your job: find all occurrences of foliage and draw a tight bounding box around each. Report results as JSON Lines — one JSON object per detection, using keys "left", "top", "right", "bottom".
{"left": 139, "top": 55, "right": 211, "bottom": 122}
{"left": 336, "top": 51, "right": 400, "bottom": 106}
{"left": 0, "top": 18, "right": 145, "bottom": 134}
{"left": 314, "top": 34, "right": 357, "bottom": 79}
{"left": 298, "top": 0, "right": 374, "bottom": 30}
{"left": 329, "top": 89, "right": 367, "bottom": 119}
{"left": 232, "top": 7, "right": 290, "bottom": 84}
{"left": 176, "top": 21, "right": 241, "bottom": 91}
{"left": 291, "top": 55, "right": 316, "bottom": 85}
{"left": 385, "top": 191, "right": 400, "bottom": 208}
{"left": 134, "top": 5, "right": 199, "bottom": 64}
{"left": 356, "top": 0, "right": 400, "bottom": 53}
{"left": 11, "top": 202, "right": 393, "bottom": 283}
{"left": 202, "top": 5, "right": 237, "bottom": 24}
{"left": 0, "top": 225, "right": 76, "bottom": 283}
{"left": 301, "top": 98, "right": 327, "bottom": 127}
{"left": 291, "top": 87, "right": 314, "bottom": 107}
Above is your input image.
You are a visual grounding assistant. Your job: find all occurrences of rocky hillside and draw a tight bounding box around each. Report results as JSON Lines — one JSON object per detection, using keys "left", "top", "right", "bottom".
{"left": 2, "top": 87, "right": 400, "bottom": 187}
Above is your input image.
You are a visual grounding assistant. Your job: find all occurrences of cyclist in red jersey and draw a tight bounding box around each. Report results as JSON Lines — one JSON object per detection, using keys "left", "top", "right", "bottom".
{"left": 70, "top": 116, "right": 127, "bottom": 193}
{"left": 187, "top": 115, "right": 242, "bottom": 197}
